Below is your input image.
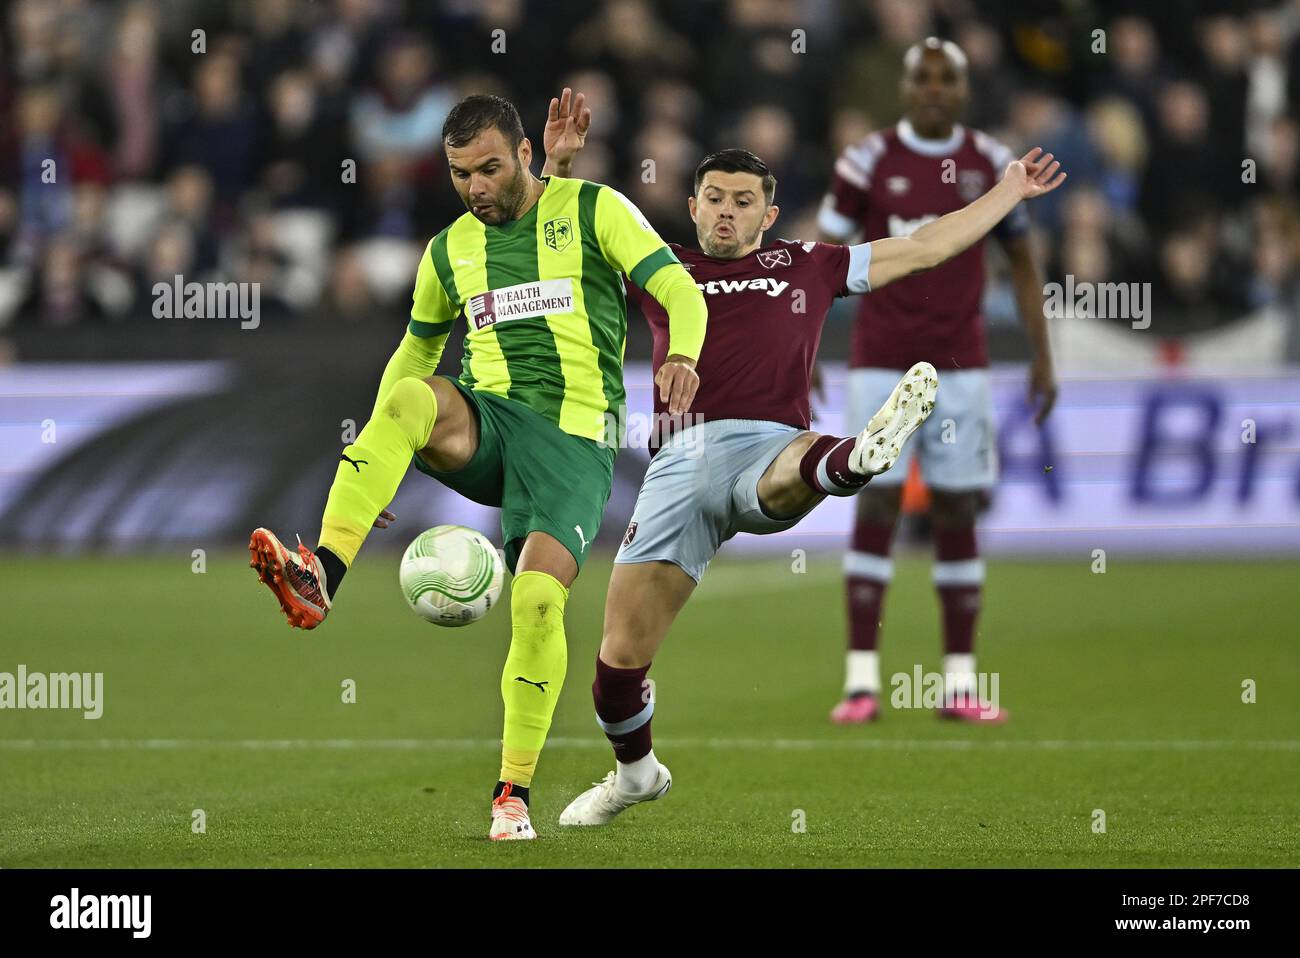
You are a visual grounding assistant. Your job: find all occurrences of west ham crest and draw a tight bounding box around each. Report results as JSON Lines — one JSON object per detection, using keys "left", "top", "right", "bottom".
{"left": 757, "top": 248, "right": 792, "bottom": 269}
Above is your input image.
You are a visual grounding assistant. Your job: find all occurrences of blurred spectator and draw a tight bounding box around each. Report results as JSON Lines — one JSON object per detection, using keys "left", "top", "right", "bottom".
{"left": 627, "top": 118, "right": 700, "bottom": 245}
{"left": 1151, "top": 212, "right": 1251, "bottom": 334}
{"left": 260, "top": 70, "right": 350, "bottom": 214}
{"left": 1098, "top": 15, "right": 1167, "bottom": 131}
{"left": 349, "top": 34, "right": 453, "bottom": 163}
{"left": 1261, "top": 115, "right": 1299, "bottom": 194}
{"left": 1085, "top": 97, "right": 1147, "bottom": 213}
{"left": 1005, "top": 86, "right": 1101, "bottom": 231}
{"left": 835, "top": 0, "right": 933, "bottom": 124}
{"left": 106, "top": 1, "right": 163, "bottom": 180}
{"left": 0, "top": 0, "right": 1291, "bottom": 341}
{"left": 954, "top": 18, "right": 1018, "bottom": 132}
{"left": 1140, "top": 81, "right": 1219, "bottom": 234}
{"left": 163, "top": 48, "right": 260, "bottom": 200}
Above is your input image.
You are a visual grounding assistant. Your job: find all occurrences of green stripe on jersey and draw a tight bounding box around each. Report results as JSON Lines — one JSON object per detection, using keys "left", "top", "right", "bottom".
{"left": 628, "top": 245, "right": 679, "bottom": 290}
{"left": 534, "top": 181, "right": 610, "bottom": 438}
{"left": 424, "top": 177, "right": 645, "bottom": 442}
{"left": 409, "top": 318, "right": 454, "bottom": 338}
{"left": 578, "top": 180, "right": 627, "bottom": 427}
{"left": 484, "top": 203, "right": 565, "bottom": 425}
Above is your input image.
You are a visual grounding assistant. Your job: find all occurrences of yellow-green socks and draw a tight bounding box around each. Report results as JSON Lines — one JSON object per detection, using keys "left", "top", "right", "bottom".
{"left": 499, "top": 570, "right": 570, "bottom": 786}
{"left": 318, "top": 377, "right": 436, "bottom": 565}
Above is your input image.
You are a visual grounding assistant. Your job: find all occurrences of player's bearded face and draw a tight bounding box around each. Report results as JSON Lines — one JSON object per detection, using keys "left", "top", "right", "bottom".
{"left": 476, "top": 158, "right": 529, "bottom": 225}
{"left": 447, "top": 134, "right": 532, "bottom": 225}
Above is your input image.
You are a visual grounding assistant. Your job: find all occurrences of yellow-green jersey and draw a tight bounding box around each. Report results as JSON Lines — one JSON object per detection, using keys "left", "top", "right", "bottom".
{"left": 408, "top": 176, "right": 680, "bottom": 442}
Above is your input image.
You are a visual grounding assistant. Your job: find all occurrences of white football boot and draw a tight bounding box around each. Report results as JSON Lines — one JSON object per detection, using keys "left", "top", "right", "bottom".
{"left": 558, "top": 764, "right": 673, "bottom": 826}
{"left": 850, "top": 361, "right": 939, "bottom": 476}
{"left": 489, "top": 782, "right": 536, "bottom": 841}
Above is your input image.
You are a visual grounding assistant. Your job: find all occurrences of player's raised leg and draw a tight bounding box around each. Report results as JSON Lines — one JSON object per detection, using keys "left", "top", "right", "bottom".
{"left": 559, "top": 559, "right": 691, "bottom": 826}
{"left": 752, "top": 361, "right": 937, "bottom": 525}
{"left": 489, "top": 530, "right": 577, "bottom": 840}
{"left": 753, "top": 362, "right": 937, "bottom": 525}
{"left": 249, "top": 374, "right": 476, "bottom": 629}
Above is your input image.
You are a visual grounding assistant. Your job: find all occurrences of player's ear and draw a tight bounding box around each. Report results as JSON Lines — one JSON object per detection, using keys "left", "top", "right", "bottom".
{"left": 687, "top": 195, "right": 698, "bottom": 223}
{"left": 518, "top": 137, "right": 532, "bottom": 170}
{"left": 763, "top": 203, "right": 780, "bottom": 231}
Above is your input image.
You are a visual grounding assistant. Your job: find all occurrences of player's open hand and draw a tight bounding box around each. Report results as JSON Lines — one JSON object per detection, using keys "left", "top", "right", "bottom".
{"left": 1006, "top": 148, "right": 1066, "bottom": 200}
{"left": 543, "top": 88, "right": 591, "bottom": 171}
{"left": 656, "top": 355, "right": 700, "bottom": 416}
{"left": 373, "top": 509, "right": 396, "bottom": 530}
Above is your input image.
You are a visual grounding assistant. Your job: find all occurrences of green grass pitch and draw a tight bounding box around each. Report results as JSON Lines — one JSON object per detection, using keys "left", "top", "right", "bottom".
{"left": 1, "top": 551, "right": 1296, "bottom": 868}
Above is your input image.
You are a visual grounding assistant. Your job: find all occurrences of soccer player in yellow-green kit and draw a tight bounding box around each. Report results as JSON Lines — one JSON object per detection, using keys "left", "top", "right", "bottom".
{"left": 247, "top": 91, "right": 708, "bottom": 840}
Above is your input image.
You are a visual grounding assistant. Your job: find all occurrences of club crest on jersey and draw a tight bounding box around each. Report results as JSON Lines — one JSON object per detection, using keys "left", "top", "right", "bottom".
{"left": 543, "top": 216, "right": 574, "bottom": 252}
{"left": 756, "top": 248, "right": 792, "bottom": 269}
{"left": 958, "top": 169, "right": 987, "bottom": 202}
{"left": 622, "top": 521, "right": 638, "bottom": 546}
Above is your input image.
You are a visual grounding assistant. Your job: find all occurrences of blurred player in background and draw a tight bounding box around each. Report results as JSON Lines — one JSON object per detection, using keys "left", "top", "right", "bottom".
{"left": 543, "top": 104, "right": 1064, "bottom": 824}
{"left": 247, "top": 92, "right": 707, "bottom": 840}
{"left": 819, "top": 38, "right": 1058, "bottom": 725}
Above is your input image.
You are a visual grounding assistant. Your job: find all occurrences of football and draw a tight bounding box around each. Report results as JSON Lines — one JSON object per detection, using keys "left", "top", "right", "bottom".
{"left": 399, "top": 525, "right": 504, "bottom": 627}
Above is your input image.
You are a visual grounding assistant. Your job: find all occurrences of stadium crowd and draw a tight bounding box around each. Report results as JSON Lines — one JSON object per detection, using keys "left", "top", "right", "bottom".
{"left": 1, "top": 0, "right": 1298, "bottom": 348}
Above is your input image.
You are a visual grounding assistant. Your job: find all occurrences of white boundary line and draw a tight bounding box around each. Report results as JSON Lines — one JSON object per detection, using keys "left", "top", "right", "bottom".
{"left": 1, "top": 738, "right": 1297, "bottom": 752}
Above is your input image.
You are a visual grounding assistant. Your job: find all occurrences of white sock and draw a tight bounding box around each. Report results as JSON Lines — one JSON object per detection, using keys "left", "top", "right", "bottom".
{"left": 943, "top": 653, "right": 977, "bottom": 696}
{"left": 616, "top": 749, "right": 659, "bottom": 794}
{"left": 845, "top": 650, "right": 881, "bottom": 695}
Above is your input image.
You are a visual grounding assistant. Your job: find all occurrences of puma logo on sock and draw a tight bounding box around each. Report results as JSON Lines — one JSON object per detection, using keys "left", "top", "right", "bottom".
{"left": 514, "top": 676, "right": 549, "bottom": 692}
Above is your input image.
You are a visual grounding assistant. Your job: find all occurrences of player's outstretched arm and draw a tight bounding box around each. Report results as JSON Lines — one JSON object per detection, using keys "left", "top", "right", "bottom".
{"left": 865, "top": 148, "right": 1065, "bottom": 291}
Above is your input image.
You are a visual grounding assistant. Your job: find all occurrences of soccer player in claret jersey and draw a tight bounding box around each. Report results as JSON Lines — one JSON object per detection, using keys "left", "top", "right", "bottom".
{"left": 819, "top": 38, "right": 1060, "bottom": 725}
{"left": 541, "top": 99, "right": 1065, "bottom": 825}
{"left": 246, "top": 93, "right": 708, "bottom": 840}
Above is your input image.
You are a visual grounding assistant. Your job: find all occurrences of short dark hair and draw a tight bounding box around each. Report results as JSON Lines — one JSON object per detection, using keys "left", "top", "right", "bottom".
{"left": 441, "top": 94, "right": 526, "bottom": 152}
{"left": 694, "top": 149, "right": 777, "bottom": 205}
